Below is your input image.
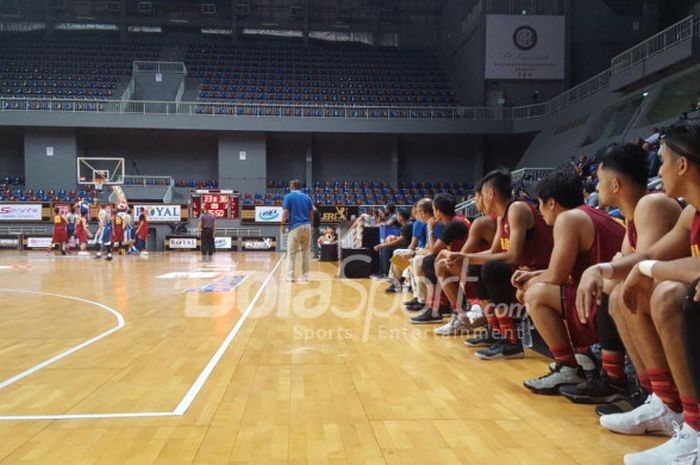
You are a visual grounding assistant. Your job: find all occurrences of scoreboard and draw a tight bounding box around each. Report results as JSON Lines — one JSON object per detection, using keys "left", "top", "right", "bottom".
{"left": 191, "top": 190, "right": 239, "bottom": 219}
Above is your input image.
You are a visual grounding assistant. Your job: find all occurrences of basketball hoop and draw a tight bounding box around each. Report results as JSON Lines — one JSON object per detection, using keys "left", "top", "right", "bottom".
{"left": 93, "top": 176, "right": 105, "bottom": 192}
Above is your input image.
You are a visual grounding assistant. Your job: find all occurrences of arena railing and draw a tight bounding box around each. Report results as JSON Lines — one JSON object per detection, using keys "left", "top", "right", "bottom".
{"left": 133, "top": 61, "right": 187, "bottom": 74}
{"left": 611, "top": 15, "right": 697, "bottom": 75}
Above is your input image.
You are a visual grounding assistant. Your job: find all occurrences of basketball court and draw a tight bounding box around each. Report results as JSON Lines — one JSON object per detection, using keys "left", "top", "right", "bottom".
{"left": 0, "top": 251, "right": 657, "bottom": 465}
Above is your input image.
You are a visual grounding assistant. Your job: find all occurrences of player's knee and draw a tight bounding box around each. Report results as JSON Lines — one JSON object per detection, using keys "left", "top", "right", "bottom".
{"left": 607, "top": 284, "right": 624, "bottom": 321}
{"left": 650, "top": 280, "right": 686, "bottom": 329}
{"left": 523, "top": 283, "right": 547, "bottom": 312}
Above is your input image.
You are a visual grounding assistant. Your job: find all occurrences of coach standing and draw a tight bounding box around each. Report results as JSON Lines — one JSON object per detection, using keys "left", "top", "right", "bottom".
{"left": 282, "top": 179, "right": 314, "bottom": 282}
{"left": 198, "top": 206, "right": 216, "bottom": 262}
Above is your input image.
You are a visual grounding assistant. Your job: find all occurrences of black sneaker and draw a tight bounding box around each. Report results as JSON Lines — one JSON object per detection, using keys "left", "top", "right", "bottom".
{"left": 370, "top": 274, "right": 387, "bottom": 280}
{"left": 559, "top": 373, "right": 630, "bottom": 404}
{"left": 385, "top": 284, "right": 398, "bottom": 293}
{"left": 410, "top": 308, "right": 443, "bottom": 325}
{"left": 595, "top": 390, "right": 649, "bottom": 416}
{"left": 475, "top": 341, "right": 524, "bottom": 360}
{"left": 404, "top": 297, "right": 419, "bottom": 307}
{"left": 464, "top": 328, "right": 500, "bottom": 347}
{"left": 405, "top": 301, "right": 427, "bottom": 311}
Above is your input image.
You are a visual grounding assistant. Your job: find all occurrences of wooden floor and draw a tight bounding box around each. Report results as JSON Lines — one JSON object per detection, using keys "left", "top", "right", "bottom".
{"left": 0, "top": 251, "right": 661, "bottom": 465}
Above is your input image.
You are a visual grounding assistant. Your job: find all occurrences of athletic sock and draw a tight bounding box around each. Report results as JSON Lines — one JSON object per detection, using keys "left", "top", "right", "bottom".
{"left": 649, "top": 368, "right": 683, "bottom": 413}
{"left": 601, "top": 351, "right": 626, "bottom": 385}
{"left": 681, "top": 397, "right": 700, "bottom": 432}
{"left": 496, "top": 315, "right": 518, "bottom": 345}
{"left": 551, "top": 344, "right": 577, "bottom": 368}
{"left": 638, "top": 372, "right": 653, "bottom": 394}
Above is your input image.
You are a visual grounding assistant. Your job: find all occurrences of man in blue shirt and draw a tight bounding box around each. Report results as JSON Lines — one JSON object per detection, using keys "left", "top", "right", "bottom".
{"left": 385, "top": 199, "right": 431, "bottom": 293}
{"left": 282, "top": 179, "right": 314, "bottom": 282}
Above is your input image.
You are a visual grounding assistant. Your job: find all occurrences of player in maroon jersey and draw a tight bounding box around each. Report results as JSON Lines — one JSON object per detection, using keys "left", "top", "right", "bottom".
{"left": 563, "top": 144, "right": 681, "bottom": 410}
{"left": 511, "top": 169, "right": 625, "bottom": 394}
{"left": 437, "top": 169, "right": 554, "bottom": 360}
{"left": 573, "top": 120, "right": 700, "bottom": 465}
{"left": 48, "top": 207, "right": 69, "bottom": 255}
{"left": 433, "top": 181, "right": 496, "bottom": 336}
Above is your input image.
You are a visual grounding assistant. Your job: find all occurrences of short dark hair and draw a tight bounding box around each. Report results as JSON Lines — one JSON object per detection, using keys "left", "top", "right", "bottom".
{"left": 397, "top": 208, "right": 411, "bottom": 221}
{"left": 536, "top": 169, "right": 584, "bottom": 209}
{"left": 433, "top": 193, "right": 456, "bottom": 217}
{"left": 663, "top": 119, "right": 700, "bottom": 164}
{"left": 479, "top": 169, "right": 512, "bottom": 199}
{"left": 54, "top": 207, "right": 60, "bottom": 214}
{"left": 290, "top": 179, "right": 302, "bottom": 190}
{"left": 385, "top": 203, "right": 396, "bottom": 214}
{"left": 598, "top": 143, "right": 648, "bottom": 190}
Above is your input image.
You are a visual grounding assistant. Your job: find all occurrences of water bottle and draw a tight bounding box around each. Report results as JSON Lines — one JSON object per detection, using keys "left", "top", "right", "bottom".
{"left": 521, "top": 313, "right": 533, "bottom": 348}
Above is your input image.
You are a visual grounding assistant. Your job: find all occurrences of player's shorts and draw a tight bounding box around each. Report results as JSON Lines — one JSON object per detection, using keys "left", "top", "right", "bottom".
{"left": 100, "top": 226, "right": 113, "bottom": 246}
{"left": 52, "top": 229, "right": 68, "bottom": 243}
{"left": 112, "top": 228, "right": 124, "bottom": 243}
{"left": 561, "top": 283, "right": 598, "bottom": 348}
{"left": 75, "top": 230, "right": 87, "bottom": 244}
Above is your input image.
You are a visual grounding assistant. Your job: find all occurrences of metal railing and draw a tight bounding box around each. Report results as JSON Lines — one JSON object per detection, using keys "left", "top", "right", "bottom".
{"left": 612, "top": 15, "right": 697, "bottom": 75}
{"left": 133, "top": 61, "right": 187, "bottom": 74}
{"left": 0, "top": 226, "right": 49, "bottom": 235}
{"left": 484, "top": 0, "right": 564, "bottom": 15}
{"left": 217, "top": 228, "right": 262, "bottom": 237}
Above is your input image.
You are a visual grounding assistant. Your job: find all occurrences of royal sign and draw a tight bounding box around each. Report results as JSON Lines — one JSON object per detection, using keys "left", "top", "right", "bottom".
{"left": 134, "top": 205, "right": 182, "bottom": 223}
{"left": 168, "top": 237, "right": 197, "bottom": 249}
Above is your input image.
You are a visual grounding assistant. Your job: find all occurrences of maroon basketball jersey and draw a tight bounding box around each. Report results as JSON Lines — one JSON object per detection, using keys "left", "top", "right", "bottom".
{"left": 690, "top": 211, "right": 700, "bottom": 258}
{"left": 627, "top": 219, "right": 637, "bottom": 252}
{"left": 571, "top": 205, "right": 626, "bottom": 282}
{"left": 500, "top": 200, "right": 553, "bottom": 269}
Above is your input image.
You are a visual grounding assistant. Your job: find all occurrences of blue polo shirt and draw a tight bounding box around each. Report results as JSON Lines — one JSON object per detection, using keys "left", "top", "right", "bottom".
{"left": 413, "top": 220, "right": 427, "bottom": 248}
{"left": 282, "top": 190, "right": 313, "bottom": 231}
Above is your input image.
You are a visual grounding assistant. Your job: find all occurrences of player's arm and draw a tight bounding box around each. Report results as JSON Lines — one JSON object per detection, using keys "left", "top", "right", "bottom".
{"left": 599, "top": 204, "right": 693, "bottom": 280}
{"left": 459, "top": 215, "right": 496, "bottom": 254}
{"left": 526, "top": 210, "right": 587, "bottom": 287}
{"left": 462, "top": 201, "right": 530, "bottom": 265}
{"left": 308, "top": 204, "right": 314, "bottom": 228}
{"left": 406, "top": 236, "right": 418, "bottom": 251}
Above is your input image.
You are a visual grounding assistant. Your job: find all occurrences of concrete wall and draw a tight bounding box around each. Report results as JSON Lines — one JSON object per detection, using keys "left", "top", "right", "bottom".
{"left": 312, "top": 134, "right": 394, "bottom": 183}
{"left": 0, "top": 127, "right": 24, "bottom": 177}
{"left": 24, "top": 127, "right": 78, "bottom": 191}
{"left": 398, "top": 134, "right": 482, "bottom": 183}
{"left": 266, "top": 133, "right": 309, "bottom": 184}
{"left": 218, "top": 132, "right": 267, "bottom": 193}
{"left": 78, "top": 129, "right": 218, "bottom": 181}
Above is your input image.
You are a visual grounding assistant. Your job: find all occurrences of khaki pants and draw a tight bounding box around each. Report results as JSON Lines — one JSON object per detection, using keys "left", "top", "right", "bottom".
{"left": 287, "top": 224, "right": 311, "bottom": 279}
{"left": 411, "top": 254, "right": 428, "bottom": 303}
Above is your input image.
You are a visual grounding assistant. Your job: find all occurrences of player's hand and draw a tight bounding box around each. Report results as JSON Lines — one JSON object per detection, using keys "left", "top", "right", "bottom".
{"left": 576, "top": 265, "right": 604, "bottom": 324}
{"left": 511, "top": 269, "right": 535, "bottom": 289}
{"left": 515, "top": 287, "right": 526, "bottom": 304}
{"left": 373, "top": 244, "right": 381, "bottom": 252}
{"left": 621, "top": 264, "right": 653, "bottom": 314}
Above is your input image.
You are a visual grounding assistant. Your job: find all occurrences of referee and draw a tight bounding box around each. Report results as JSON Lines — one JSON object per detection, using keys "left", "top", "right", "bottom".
{"left": 198, "top": 206, "right": 216, "bottom": 262}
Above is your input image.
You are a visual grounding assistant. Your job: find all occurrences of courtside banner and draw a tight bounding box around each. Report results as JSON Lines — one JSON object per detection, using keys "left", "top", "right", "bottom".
{"left": 26, "top": 236, "right": 53, "bottom": 248}
{"left": 134, "top": 205, "right": 182, "bottom": 223}
{"left": 485, "top": 15, "right": 565, "bottom": 80}
{"left": 240, "top": 236, "right": 277, "bottom": 251}
{"left": 254, "top": 206, "right": 283, "bottom": 223}
{"left": 168, "top": 237, "right": 197, "bottom": 249}
{"left": 214, "top": 236, "right": 233, "bottom": 250}
{"left": 0, "top": 204, "right": 42, "bottom": 221}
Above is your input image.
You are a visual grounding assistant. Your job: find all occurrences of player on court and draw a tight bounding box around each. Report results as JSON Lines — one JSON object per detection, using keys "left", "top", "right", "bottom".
{"left": 73, "top": 205, "right": 91, "bottom": 256}
{"left": 65, "top": 207, "right": 77, "bottom": 252}
{"left": 95, "top": 206, "right": 113, "bottom": 260}
{"left": 134, "top": 209, "right": 149, "bottom": 256}
{"left": 112, "top": 210, "right": 126, "bottom": 255}
{"left": 48, "top": 207, "right": 69, "bottom": 255}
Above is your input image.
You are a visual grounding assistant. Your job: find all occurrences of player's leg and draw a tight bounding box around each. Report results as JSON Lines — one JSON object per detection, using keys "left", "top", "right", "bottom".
{"left": 522, "top": 282, "right": 587, "bottom": 394}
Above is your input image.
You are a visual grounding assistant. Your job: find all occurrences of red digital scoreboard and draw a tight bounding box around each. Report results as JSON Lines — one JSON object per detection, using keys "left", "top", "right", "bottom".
{"left": 191, "top": 190, "right": 239, "bottom": 219}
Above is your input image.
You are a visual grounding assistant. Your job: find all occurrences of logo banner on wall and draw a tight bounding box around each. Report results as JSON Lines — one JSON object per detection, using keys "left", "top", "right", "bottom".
{"left": 26, "top": 236, "right": 53, "bottom": 248}
{"left": 485, "top": 15, "right": 565, "bottom": 80}
{"left": 254, "top": 206, "right": 283, "bottom": 223}
{"left": 168, "top": 237, "right": 197, "bottom": 249}
{"left": 135, "top": 205, "right": 182, "bottom": 223}
{"left": 0, "top": 204, "right": 43, "bottom": 221}
{"left": 214, "top": 236, "right": 233, "bottom": 250}
{"left": 241, "top": 236, "right": 276, "bottom": 251}
{"left": 319, "top": 206, "right": 359, "bottom": 224}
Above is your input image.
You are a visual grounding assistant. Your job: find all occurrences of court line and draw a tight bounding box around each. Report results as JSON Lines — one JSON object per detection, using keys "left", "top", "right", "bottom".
{"left": 174, "top": 256, "right": 283, "bottom": 414}
{"left": 0, "top": 288, "right": 125, "bottom": 391}
{"left": 0, "top": 255, "right": 283, "bottom": 421}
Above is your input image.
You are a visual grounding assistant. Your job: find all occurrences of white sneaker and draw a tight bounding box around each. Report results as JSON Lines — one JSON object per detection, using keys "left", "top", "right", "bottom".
{"left": 299, "top": 275, "right": 309, "bottom": 283}
{"left": 523, "top": 363, "right": 586, "bottom": 395}
{"left": 600, "top": 393, "right": 683, "bottom": 436}
{"left": 625, "top": 422, "right": 698, "bottom": 465}
{"left": 434, "top": 314, "right": 472, "bottom": 336}
{"left": 465, "top": 305, "right": 487, "bottom": 329}
{"left": 286, "top": 276, "right": 295, "bottom": 283}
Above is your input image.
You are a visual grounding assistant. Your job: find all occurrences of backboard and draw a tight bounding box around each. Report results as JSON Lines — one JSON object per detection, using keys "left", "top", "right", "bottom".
{"left": 77, "top": 157, "right": 125, "bottom": 186}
